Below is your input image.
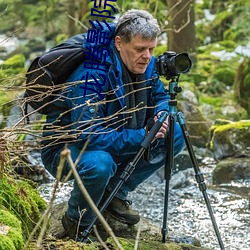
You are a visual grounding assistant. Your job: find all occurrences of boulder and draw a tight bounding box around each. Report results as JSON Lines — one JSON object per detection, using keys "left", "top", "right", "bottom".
{"left": 213, "top": 157, "right": 250, "bottom": 184}
{"left": 42, "top": 201, "right": 211, "bottom": 250}
{"left": 209, "top": 120, "right": 250, "bottom": 160}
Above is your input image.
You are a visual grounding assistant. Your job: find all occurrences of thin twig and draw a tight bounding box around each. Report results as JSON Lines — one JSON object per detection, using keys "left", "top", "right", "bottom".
{"left": 134, "top": 220, "right": 142, "bottom": 250}
{"left": 93, "top": 225, "right": 110, "bottom": 250}
{"left": 61, "top": 148, "right": 124, "bottom": 250}
{"left": 68, "top": 14, "right": 89, "bottom": 31}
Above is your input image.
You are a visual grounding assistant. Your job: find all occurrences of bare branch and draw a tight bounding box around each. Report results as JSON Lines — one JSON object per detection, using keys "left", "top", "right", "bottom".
{"left": 68, "top": 14, "right": 89, "bottom": 31}
{"left": 63, "top": 148, "right": 124, "bottom": 250}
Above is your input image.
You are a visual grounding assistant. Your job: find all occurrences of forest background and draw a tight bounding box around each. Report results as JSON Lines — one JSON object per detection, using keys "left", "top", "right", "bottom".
{"left": 0, "top": 0, "right": 250, "bottom": 126}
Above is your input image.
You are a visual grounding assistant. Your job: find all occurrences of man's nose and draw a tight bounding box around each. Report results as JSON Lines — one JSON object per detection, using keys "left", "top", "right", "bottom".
{"left": 142, "top": 49, "right": 151, "bottom": 59}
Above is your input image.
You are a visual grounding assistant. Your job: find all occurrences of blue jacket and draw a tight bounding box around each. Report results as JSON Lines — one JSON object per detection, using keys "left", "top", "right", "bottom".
{"left": 44, "top": 25, "right": 170, "bottom": 156}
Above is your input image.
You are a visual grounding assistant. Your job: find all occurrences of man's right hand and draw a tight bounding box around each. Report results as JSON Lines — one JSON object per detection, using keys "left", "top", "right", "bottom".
{"left": 154, "top": 112, "right": 169, "bottom": 139}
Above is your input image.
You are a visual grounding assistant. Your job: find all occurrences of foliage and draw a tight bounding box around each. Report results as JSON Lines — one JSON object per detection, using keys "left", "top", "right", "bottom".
{"left": 213, "top": 67, "right": 235, "bottom": 86}
{"left": 234, "top": 57, "right": 250, "bottom": 115}
{"left": 199, "top": 91, "right": 248, "bottom": 122}
{"left": 0, "top": 174, "right": 47, "bottom": 239}
{"left": 0, "top": 54, "right": 26, "bottom": 87}
{"left": 197, "top": 0, "right": 250, "bottom": 46}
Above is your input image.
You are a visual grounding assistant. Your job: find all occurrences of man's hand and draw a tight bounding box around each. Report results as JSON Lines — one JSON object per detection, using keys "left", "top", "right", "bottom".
{"left": 154, "top": 111, "right": 169, "bottom": 139}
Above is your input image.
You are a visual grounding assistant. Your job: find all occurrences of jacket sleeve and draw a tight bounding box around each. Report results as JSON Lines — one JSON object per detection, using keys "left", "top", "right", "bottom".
{"left": 66, "top": 66, "right": 146, "bottom": 156}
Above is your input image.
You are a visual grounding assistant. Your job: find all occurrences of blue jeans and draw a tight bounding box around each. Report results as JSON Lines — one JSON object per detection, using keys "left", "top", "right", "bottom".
{"left": 41, "top": 122, "right": 185, "bottom": 226}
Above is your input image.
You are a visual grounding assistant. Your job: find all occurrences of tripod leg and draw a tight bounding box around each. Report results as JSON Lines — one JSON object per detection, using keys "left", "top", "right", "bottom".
{"left": 162, "top": 114, "right": 175, "bottom": 243}
{"left": 177, "top": 112, "right": 225, "bottom": 250}
{"left": 81, "top": 112, "right": 168, "bottom": 240}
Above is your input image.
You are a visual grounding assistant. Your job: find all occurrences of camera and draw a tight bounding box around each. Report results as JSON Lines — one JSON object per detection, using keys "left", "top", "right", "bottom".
{"left": 156, "top": 51, "right": 192, "bottom": 79}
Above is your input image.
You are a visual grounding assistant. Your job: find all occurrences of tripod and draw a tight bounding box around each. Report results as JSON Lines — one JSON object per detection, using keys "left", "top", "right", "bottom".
{"left": 161, "top": 77, "right": 225, "bottom": 249}
{"left": 81, "top": 110, "right": 168, "bottom": 241}
{"left": 82, "top": 77, "right": 225, "bottom": 250}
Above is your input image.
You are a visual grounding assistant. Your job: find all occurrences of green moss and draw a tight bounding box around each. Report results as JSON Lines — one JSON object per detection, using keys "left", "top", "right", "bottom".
{"left": 1, "top": 54, "right": 25, "bottom": 69}
{"left": 199, "top": 90, "right": 248, "bottom": 121}
{"left": 0, "top": 209, "right": 24, "bottom": 249}
{"left": 213, "top": 120, "right": 250, "bottom": 133}
{"left": 55, "top": 34, "right": 69, "bottom": 45}
{"left": 0, "top": 54, "right": 26, "bottom": 86}
{"left": 199, "top": 95, "right": 224, "bottom": 107}
{"left": 217, "top": 40, "right": 237, "bottom": 51}
{"left": 0, "top": 235, "right": 16, "bottom": 250}
{"left": 7, "top": 228, "right": 24, "bottom": 249}
{"left": 213, "top": 67, "right": 235, "bottom": 86}
{"left": 0, "top": 91, "right": 17, "bottom": 109}
{"left": 0, "top": 175, "right": 47, "bottom": 239}
{"left": 106, "top": 237, "right": 207, "bottom": 250}
{"left": 0, "top": 209, "right": 21, "bottom": 229}
{"left": 84, "top": 243, "right": 100, "bottom": 250}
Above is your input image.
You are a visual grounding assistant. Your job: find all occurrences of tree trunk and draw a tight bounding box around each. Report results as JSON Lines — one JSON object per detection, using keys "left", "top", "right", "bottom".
{"left": 167, "top": 0, "right": 196, "bottom": 62}
{"left": 67, "top": 0, "right": 77, "bottom": 36}
{"left": 78, "top": 0, "right": 88, "bottom": 20}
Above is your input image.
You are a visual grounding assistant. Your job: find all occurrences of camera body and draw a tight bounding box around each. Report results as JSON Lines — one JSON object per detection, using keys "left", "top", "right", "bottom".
{"left": 156, "top": 51, "right": 192, "bottom": 79}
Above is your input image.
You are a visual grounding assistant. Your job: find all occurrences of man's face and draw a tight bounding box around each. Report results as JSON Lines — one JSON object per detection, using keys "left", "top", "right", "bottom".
{"left": 115, "top": 35, "right": 157, "bottom": 74}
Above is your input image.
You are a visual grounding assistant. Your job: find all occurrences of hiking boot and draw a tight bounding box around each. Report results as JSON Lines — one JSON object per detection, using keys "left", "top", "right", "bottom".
{"left": 105, "top": 196, "right": 140, "bottom": 225}
{"left": 61, "top": 213, "right": 97, "bottom": 243}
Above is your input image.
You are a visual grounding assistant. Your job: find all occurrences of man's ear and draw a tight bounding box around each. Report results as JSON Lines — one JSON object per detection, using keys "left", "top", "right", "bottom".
{"left": 115, "top": 36, "right": 122, "bottom": 51}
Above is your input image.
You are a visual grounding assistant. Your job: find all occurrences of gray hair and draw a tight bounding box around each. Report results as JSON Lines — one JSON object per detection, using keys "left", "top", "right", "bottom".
{"left": 115, "top": 9, "right": 160, "bottom": 43}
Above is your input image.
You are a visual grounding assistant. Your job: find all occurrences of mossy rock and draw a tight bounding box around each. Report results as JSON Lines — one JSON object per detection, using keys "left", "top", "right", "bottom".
{"left": 213, "top": 67, "right": 235, "bottom": 86}
{"left": 0, "top": 174, "right": 47, "bottom": 239}
{"left": 28, "top": 237, "right": 211, "bottom": 250}
{"left": 213, "top": 157, "right": 250, "bottom": 184}
{"left": 43, "top": 202, "right": 211, "bottom": 250}
{"left": 0, "top": 209, "right": 24, "bottom": 250}
{"left": 209, "top": 120, "right": 250, "bottom": 160}
{"left": 106, "top": 237, "right": 210, "bottom": 250}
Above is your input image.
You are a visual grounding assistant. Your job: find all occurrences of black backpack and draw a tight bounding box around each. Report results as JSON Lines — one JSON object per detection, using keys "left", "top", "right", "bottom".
{"left": 24, "top": 34, "right": 86, "bottom": 115}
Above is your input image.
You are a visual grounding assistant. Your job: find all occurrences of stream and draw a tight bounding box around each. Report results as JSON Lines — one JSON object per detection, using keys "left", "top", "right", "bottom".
{"left": 38, "top": 155, "right": 250, "bottom": 250}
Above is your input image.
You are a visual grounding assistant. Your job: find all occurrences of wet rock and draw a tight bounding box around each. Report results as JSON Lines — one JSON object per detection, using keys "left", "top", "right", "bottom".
{"left": 45, "top": 202, "right": 210, "bottom": 250}
{"left": 213, "top": 157, "right": 250, "bottom": 184}
{"left": 170, "top": 168, "right": 193, "bottom": 189}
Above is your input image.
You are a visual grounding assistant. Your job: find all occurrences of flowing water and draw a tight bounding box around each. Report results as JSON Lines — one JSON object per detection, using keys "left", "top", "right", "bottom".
{"left": 128, "top": 157, "right": 250, "bottom": 250}
{"left": 38, "top": 156, "right": 250, "bottom": 250}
